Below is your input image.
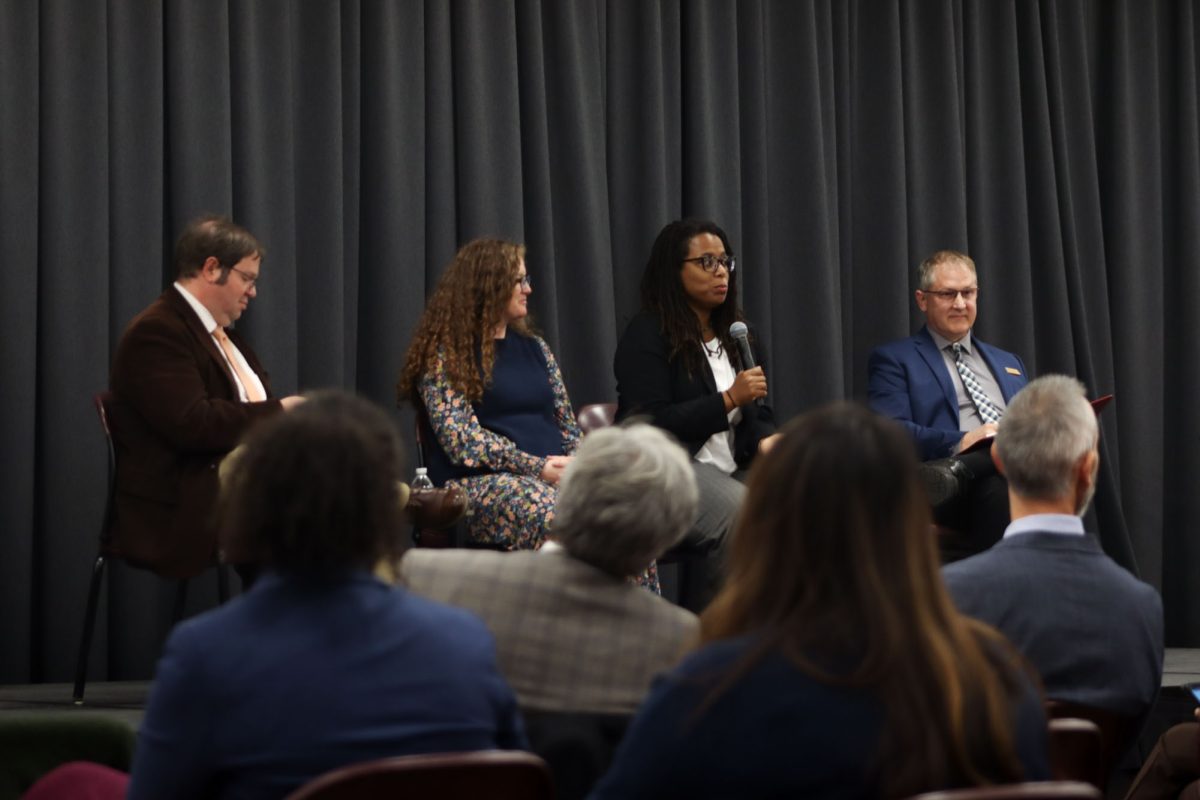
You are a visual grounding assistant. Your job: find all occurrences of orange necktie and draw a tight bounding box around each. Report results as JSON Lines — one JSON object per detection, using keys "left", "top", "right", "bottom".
{"left": 214, "top": 327, "right": 266, "bottom": 402}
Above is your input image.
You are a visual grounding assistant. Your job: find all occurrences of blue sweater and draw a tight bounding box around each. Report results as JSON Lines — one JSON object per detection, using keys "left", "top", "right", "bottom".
{"left": 128, "top": 571, "right": 526, "bottom": 800}
{"left": 591, "top": 635, "right": 1049, "bottom": 799}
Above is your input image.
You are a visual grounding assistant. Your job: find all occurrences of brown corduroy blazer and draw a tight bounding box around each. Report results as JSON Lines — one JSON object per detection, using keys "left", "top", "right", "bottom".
{"left": 108, "top": 288, "right": 282, "bottom": 578}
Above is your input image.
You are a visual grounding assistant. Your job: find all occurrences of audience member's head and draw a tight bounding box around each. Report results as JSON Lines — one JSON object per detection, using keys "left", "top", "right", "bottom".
{"left": 220, "top": 390, "right": 407, "bottom": 573}
{"left": 552, "top": 423, "right": 697, "bottom": 577}
{"left": 703, "top": 402, "right": 1031, "bottom": 795}
{"left": 995, "top": 375, "right": 1099, "bottom": 514}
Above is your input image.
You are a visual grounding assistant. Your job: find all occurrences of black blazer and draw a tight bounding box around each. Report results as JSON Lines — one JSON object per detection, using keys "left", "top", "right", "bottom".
{"left": 613, "top": 311, "right": 775, "bottom": 468}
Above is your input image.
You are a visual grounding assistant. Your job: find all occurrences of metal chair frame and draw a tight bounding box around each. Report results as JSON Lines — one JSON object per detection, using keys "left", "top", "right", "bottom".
{"left": 72, "top": 392, "right": 229, "bottom": 704}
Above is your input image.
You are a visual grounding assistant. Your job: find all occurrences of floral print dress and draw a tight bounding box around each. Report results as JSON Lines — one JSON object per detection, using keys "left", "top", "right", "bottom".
{"left": 419, "top": 336, "right": 660, "bottom": 592}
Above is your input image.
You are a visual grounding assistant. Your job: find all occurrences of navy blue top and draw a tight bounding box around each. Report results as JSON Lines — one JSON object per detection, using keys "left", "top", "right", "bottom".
{"left": 590, "top": 634, "right": 1049, "bottom": 799}
{"left": 426, "top": 333, "right": 565, "bottom": 484}
{"left": 127, "top": 570, "right": 526, "bottom": 800}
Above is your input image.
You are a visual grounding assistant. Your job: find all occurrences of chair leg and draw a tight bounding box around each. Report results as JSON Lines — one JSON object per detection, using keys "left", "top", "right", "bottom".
{"left": 73, "top": 554, "right": 108, "bottom": 704}
{"left": 217, "top": 565, "right": 230, "bottom": 604}
{"left": 170, "top": 580, "right": 189, "bottom": 623}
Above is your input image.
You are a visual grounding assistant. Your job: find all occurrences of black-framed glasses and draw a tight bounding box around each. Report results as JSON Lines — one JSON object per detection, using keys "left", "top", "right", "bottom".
{"left": 228, "top": 265, "right": 260, "bottom": 288}
{"left": 515, "top": 274, "right": 531, "bottom": 289}
{"left": 682, "top": 253, "right": 736, "bottom": 274}
{"left": 921, "top": 287, "right": 977, "bottom": 302}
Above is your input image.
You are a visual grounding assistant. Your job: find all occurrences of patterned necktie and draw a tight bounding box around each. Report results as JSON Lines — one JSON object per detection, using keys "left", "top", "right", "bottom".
{"left": 952, "top": 343, "right": 1001, "bottom": 424}
{"left": 214, "top": 327, "right": 266, "bottom": 402}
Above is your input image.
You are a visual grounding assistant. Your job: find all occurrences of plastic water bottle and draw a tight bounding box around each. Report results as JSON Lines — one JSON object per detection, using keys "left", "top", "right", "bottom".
{"left": 411, "top": 467, "right": 434, "bottom": 489}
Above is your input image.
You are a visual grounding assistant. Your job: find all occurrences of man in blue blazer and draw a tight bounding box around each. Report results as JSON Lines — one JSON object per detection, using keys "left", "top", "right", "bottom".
{"left": 943, "top": 376, "right": 1162, "bottom": 726}
{"left": 868, "top": 250, "right": 1028, "bottom": 556}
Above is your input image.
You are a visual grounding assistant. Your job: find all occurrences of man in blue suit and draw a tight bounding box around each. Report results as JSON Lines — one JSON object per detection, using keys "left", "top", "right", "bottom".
{"left": 942, "top": 376, "right": 1162, "bottom": 726}
{"left": 868, "top": 250, "right": 1029, "bottom": 557}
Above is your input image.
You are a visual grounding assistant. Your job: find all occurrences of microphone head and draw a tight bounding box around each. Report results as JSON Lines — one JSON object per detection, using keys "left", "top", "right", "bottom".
{"left": 729, "top": 321, "right": 749, "bottom": 340}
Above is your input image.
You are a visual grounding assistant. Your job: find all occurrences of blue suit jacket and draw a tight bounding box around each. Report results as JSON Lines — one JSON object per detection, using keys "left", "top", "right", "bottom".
{"left": 128, "top": 570, "right": 526, "bottom": 800}
{"left": 868, "top": 326, "right": 1029, "bottom": 460}
{"left": 942, "top": 532, "right": 1163, "bottom": 719}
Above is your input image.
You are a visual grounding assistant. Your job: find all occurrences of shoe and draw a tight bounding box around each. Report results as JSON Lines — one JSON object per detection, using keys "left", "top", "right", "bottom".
{"left": 918, "top": 457, "right": 972, "bottom": 509}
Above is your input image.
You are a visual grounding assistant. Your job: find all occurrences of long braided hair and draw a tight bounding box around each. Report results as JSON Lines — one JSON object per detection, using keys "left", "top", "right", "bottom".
{"left": 640, "top": 219, "right": 745, "bottom": 375}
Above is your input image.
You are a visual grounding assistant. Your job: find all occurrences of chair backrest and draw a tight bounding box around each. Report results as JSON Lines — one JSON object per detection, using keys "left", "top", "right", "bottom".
{"left": 1047, "top": 718, "right": 1103, "bottom": 789}
{"left": 94, "top": 392, "right": 119, "bottom": 552}
{"left": 576, "top": 403, "right": 616, "bottom": 434}
{"left": 1044, "top": 700, "right": 1140, "bottom": 788}
{"left": 904, "top": 781, "right": 1101, "bottom": 800}
{"left": 0, "top": 713, "right": 136, "bottom": 799}
{"left": 284, "top": 750, "right": 553, "bottom": 800}
{"left": 523, "top": 710, "right": 632, "bottom": 800}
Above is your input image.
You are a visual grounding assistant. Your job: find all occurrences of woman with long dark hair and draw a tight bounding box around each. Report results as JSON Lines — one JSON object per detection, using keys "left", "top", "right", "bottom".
{"left": 591, "top": 404, "right": 1049, "bottom": 798}
{"left": 614, "top": 219, "right": 777, "bottom": 606}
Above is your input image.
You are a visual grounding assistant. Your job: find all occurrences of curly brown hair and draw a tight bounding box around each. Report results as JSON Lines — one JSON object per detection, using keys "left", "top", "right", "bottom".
{"left": 398, "top": 238, "right": 532, "bottom": 404}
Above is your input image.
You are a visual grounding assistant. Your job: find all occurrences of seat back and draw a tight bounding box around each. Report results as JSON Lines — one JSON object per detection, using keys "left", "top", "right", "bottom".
{"left": 1045, "top": 700, "right": 1140, "bottom": 789}
{"left": 576, "top": 403, "right": 616, "bottom": 434}
{"left": 1047, "top": 718, "right": 1103, "bottom": 788}
{"left": 284, "top": 750, "right": 552, "bottom": 800}
{"left": 0, "top": 713, "right": 135, "bottom": 799}
{"left": 523, "top": 710, "right": 632, "bottom": 800}
{"left": 904, "top": 781, "right": 1101, "bottom": 799}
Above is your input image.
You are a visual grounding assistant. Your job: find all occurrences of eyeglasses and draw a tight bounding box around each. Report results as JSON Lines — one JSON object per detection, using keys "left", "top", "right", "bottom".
{"left": 228, "top": 265, "right": 260, "bottom": 288}
{"left": 514, "top": 274, "right": 531, "bottom": 289}
{"left": 921, "top": 287, "right": 977, "bottom": 302}
{"left": 682, "top": 253, "right": 736, "bottom": 274}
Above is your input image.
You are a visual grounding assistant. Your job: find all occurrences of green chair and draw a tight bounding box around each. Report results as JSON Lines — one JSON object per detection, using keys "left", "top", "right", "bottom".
{"left": 0, "top": 713, "right": 135, "bottom": 800}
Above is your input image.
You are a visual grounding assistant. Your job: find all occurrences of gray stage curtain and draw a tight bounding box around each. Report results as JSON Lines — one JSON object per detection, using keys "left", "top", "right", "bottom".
{"left": 1, "top": 0, "right": 1196, "bottom": 683}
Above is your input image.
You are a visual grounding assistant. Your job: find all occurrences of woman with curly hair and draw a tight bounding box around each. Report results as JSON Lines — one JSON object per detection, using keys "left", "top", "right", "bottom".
{"left": 398, "top": 238, "right": 580, "bottom": 552}
{"left": 614, "top": 219, "right": 778, "bottom": 608}
{"left": 592, "top": 404, "right": 1049, "bottom": 798}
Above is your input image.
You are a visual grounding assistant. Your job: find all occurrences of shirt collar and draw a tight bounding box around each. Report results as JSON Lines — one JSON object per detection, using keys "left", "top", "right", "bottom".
{"left": 174, "top": 282, "right": 220, "bottom": 335}
{"left": 540, "top": 540, "right": 565, "bottom": 554}
{"left": 1003, "top": 513, "right": 1085, "bottom": 539}
{"left": 928, "top": 326, "right": 973, "bottom": 354}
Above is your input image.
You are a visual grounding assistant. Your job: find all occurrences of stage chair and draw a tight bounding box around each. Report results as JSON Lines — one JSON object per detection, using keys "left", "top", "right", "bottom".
{"left": 905, "top": 780, "right": 1101, "bottom": 799}
{"left": 284, "top": 750, "right": 552, "bottom": 800}
{"left": 408, "top": 402, "right": 474, "bottom": 549}
{"left": 576, "top": 402, "right": 616, "bottom": 433}
{"left": 72, "top": 391, "right": 229, "bottom": 704}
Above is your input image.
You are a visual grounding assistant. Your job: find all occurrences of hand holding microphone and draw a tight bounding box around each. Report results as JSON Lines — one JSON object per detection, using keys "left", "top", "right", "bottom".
{"left": 727, "top": 321, "right": 768, "bottom": 407}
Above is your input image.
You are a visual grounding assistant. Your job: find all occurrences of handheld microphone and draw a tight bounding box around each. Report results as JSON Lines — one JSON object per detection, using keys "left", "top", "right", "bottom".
{"left": 729, "top": 322, "right": 755, "bottom": 369}
{"left": 729, "top": 321, "right": 764, "bottom": 407}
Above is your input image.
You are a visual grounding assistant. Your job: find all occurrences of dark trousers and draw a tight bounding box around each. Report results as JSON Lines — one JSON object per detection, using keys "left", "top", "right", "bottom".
{"left": 1124, "top": 722, "right": 1200, "bottom": 800}
{"left": 935, "top": 448, "right": 1011, "bottom": 563}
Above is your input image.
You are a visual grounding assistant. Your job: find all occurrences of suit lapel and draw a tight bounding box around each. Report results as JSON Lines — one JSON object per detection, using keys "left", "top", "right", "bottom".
{"left": 974, "top": 338, "right": 1023, "bottom": 402}
{"left": 916, "top": 327, "right": 959, "bottom": 424}
{"left": 163, "top": 288, "right": 241, "bottom": 397}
